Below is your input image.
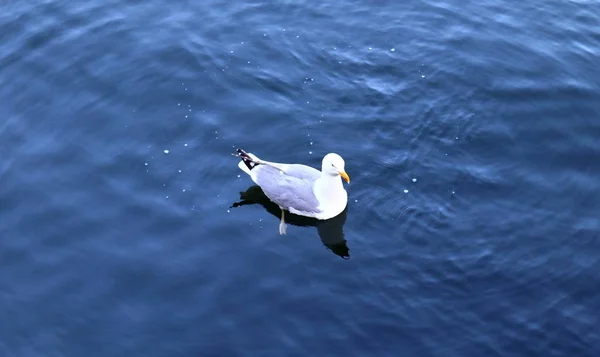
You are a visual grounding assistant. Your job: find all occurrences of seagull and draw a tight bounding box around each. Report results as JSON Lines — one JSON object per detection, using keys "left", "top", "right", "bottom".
{"left": 235, "top": 148, "right": 350, "bottom": 234}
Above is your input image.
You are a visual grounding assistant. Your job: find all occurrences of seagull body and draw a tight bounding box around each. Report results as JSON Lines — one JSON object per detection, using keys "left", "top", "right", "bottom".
{"left": 235, "top": 149, "right": 350, "bottom": 234}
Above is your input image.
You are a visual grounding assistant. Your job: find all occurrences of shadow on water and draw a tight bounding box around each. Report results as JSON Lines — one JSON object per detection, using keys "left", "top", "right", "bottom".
{"left": 231, "top": 185, "right": 350, "bottom": 259}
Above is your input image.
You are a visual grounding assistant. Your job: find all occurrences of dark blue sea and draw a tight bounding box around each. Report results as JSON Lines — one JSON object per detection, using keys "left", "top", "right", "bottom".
{"left": 2, "top": 0, "right": 600, "bottom": 356}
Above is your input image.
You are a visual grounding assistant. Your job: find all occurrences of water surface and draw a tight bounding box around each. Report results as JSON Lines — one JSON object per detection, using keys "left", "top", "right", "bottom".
{"left": 1, "top": 0, "right": 599, "bottom": 356}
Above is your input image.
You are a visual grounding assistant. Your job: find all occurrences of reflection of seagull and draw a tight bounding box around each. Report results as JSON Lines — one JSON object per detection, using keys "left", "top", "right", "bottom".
{"left": 234, "top": 148, "right": 350, "bottom": 235}
{"left": 231, "top": 185, "right": 350, "bottom": 259}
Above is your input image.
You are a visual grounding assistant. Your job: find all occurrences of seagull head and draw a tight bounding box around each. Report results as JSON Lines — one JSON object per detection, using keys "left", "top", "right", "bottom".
{"left": 322, "top": 153, "right": 350, "bottom": 183}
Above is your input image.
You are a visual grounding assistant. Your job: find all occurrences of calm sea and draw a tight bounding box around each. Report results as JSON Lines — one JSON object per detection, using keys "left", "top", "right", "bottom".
{"left": 1, "top": 0, "right": 599, "bottom": 356}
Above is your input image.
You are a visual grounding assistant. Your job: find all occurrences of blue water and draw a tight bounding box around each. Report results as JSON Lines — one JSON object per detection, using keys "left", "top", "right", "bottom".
{"left": 2, "top": 0, "right": 600, "bottom": 356}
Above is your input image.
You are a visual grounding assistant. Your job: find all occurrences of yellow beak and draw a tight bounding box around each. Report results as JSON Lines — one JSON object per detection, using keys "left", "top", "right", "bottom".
{"left": 339, "top": 171, "right": 350, "bottom": 184}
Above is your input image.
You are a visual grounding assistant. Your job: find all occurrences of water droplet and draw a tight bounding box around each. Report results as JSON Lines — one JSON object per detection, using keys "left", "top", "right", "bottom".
{"left": 421, "top": 75, "right": 425, "bottom": 78}
{"left": 391, "top": 48, "right": 395, "bottom": 52}
{"left": 178, "top": 170, "right": 182, "bottom": 173}
{"left": 237, "top": 174, "right": 241, "bottom": 178}
{"left": 354, "top": 199, "right": 358, "bottom": 203}
{"left": 412, "top": 178, "right": 417, "bottom": 182}
{"left": 404, "top": 189, "right": 409, "bottom": 193}
{"left": 178, "top": 103, "right": 180, "bottom": 106}
{"left": 309, "top": 151, "right": 313, "bottom": 155}
{"left": 227, "top": 209, "right": 231, "bottom": 213}
{"left": 184, "top": 143, "right": 188, "bottom": 147}
{"left": 182, "top": 189, "right": 186, "bottom": 192}
{"left": 164, "top": 150, "right": 169, "bottom": 154}
{"left": 185, "top": 115, "right": 188, "bottom": 118}
{"left": 166, "top": 196, "right": 169, "bottom": 199}
{"left": 144, "top": 163, "right": 148, "bottom": 166}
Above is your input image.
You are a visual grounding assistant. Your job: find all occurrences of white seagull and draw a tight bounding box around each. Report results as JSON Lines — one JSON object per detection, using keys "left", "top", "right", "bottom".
{"left": 235, "top": 148, "right": 350, "bottom": 235}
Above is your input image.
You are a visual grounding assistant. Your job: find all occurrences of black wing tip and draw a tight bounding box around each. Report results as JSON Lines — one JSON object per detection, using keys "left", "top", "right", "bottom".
{"left": 235, "top": 148, "right": 250, "bottom": 158}
{"left": 235, "top": 148, "right": 259, "bottom": 171}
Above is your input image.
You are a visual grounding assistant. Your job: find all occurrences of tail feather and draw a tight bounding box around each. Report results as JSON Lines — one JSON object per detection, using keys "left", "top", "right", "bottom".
{"left": 238, "top": 160, "right": 252, "bottom": 175}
